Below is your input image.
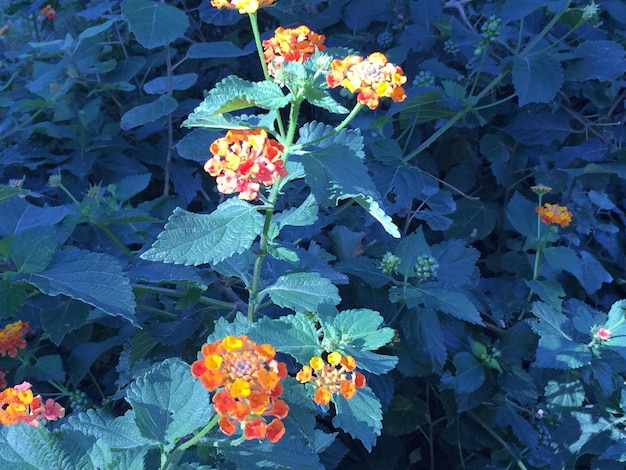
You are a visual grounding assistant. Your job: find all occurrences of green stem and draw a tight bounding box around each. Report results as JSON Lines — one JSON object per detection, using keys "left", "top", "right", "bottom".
{"left": 0, "top": 106, "right": 46, "bottom": 141}
{"left": 95, "top": 222, "right": 134, "bottom": 260}
{"left": 132, "top": 284, "right": 239, "bottom": 310}
{"left": 521, "top": 0, "right": 572, "bottom": 55}
{"left": 162, "top": 414, "right": 219, "bottom": 470}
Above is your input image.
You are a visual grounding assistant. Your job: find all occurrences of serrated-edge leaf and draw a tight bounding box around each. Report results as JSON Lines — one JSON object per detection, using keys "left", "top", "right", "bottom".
{"left": 274, "top": 193, "right": 319, "bottom": 229}
{"left": 250, "top": 314, "right": 321, "bottom": 363}
{"left": 1, "top": 424, "right": 73, "bottom": 470}
{"left": 260, "top": 272, "right": 340, "bottom": 312}
{"left": 63, "top": 409, "right": 152, "bottom": 449}
{"left": 332, "top": 386, "right": 382, "bottom": 451}
{"left": 122, "top": 0, "right": 189, "bottom": 49}
{"left": 141, "top": 199, "right": 263, "bottom": 266}
{"left": 333, "top": 309, "right": 394, "bottom": 350}
{"left": 512, "top": 52, "right": 563, "bottom": 106}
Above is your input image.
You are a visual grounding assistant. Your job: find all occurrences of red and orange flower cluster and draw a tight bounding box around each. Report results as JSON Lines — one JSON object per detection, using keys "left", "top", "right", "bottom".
{"left": 535, "top": 203, "right": 573, "bottom": 227}
{"left": 39, "top": 5, "right": 58, "bottom": 20}
{"left": 210, "top": 0, "right": 275, "bottom": 14}
{"left": 296, "top": 352, "right": 366, "bottom": 405}
{"left": 326, "top": 52, "right": 407, "bottom": 110}
{"left": 191, "top": 335, "right": 289, "bottom": 443}
{"left": 204, "top": 129, "right": 287, "bottom": 201}
{"left": 0, "top": 381, "right": 64, "bottom": 427}
{"left": 0, "top": 321, "right": 31, "bottom": 358}
{"left": 263, "top": 26, "right": 326, "bottom": 77}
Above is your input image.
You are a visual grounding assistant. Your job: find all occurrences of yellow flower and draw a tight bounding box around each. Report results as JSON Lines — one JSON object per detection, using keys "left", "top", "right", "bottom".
{"left": 297, "top": 353, "right": 366, "bottom": 405}
{"left": 263, "top": 25, "right": 326, "bottom": 76}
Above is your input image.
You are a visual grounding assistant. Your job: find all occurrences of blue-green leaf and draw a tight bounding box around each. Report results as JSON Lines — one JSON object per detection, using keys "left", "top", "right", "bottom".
{"left": 125, "top": 358, "right": 212, "bottom": 451}
{"left": 394, "top": 285, "right": 484, "bottom": 325}
{"left": 440, "top": 351, "right": 485, "bottom": 394}
{"left": 9, "top": 226, "right": 56, "bottom": 273}
{"left": 120, "top": 95, "right": 178, "bottom": 130}
{"left": 333, "top": 309, "right": 395, "bottom": 350}
{"left": 122, "top": 0, "right": 189, "bottom": 49}
{"left": 512, "top": 51, "right": 563, "bottom": 106}
{"left": 250, "top": 314, "right": 321, "bottom": 363}
{"left": 505, "top": 191, "right": 537, "bottom": 239}
{"left": 13, "top": 249, "right": 137, "bottom": 325}
{"left": 143, "top": 73, "right": 198, "bottom": 95}
{"left": 259, "top": 272, "right": 340, "bottom": 312}
{"left": 332, "top": 386, "right": 383, "bottom": 451}
{"left": 141, "top": 199, "right": 264, "bottom": 266}
{"left": 186, "top": 41, "right": 252, "bottom": 59}
{"left": 567, "top": 40, "right": 626, "bottom": 82}
{"left": 0, "top": 424, "right": 72, "bottom": 470}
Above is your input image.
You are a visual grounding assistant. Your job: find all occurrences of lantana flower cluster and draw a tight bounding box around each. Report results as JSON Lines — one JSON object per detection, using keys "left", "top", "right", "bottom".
{"left": 39, "top": 4, "right": 58, "bottom": 20}
{"left": 326, "top": 52, "right": 407, "bottom": 110}
{"left": 296, "top": 352, "right": 366, "bottom": 405}
{"left": 204, "top": 129, "right": 287, "bottom": 201}
{"left": 191, "top": 335, "right": 289, "bottom": 443}
{"left": 210, "top": 0, "right": 275, "bottom": 14}
{"left": 263, "top": 25, "right": 326, "bottom": 77}
{"left": 0, "top": 320, "right": 31, "bottom": 358}
{"left": 535, "top": 203, "right": 573, "bottom": 227}
{"left": 0, "top": 381, "right": 65, "bottom": 427}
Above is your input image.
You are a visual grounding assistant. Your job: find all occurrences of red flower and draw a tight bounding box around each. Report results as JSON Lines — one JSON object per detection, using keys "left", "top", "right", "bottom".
{"left": 39, "top": 5, "right": 58, "bottom": 20}
{"left": 535, "top": 203, "right": 573, "bottom": 227}
{"left": 0, "top": 321, "right": 31, "bottom": 358}
{"left": 0, "top": 382, "right": 64, "bottom": 427}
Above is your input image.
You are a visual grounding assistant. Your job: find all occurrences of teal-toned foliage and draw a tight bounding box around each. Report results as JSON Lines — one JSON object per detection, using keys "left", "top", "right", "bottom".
{"left": 1, "top": 0, "right": 626, "bottom": 468}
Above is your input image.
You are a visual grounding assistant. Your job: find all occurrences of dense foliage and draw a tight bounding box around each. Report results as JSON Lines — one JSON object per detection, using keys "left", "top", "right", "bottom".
{"left": 1, "top": 0, "right": 626, "bottom": 468}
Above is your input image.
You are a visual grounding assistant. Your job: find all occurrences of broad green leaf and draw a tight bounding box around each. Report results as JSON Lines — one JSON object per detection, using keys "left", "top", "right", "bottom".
{"left": 399, "top": 308, "right": 447, "bottom": 375}
{"left": 445, "top": 198, "right": 497, "bottom": 240}
{"left": 120, "top": 95, "right": 178, "bottom": 130}
{"left": 395, "top": 228, "right": 430, "bottom": 279}
{"left": 431, "top": 239, "right": 480, "bottom": 286}
{"left": 512, "top": 51, "right": 563, "bottom": 106}
{"left": 125, "top": 358, "right": 212, "bottom": 451}
{"left": 122, "top": 0, "right": 189, "bottom": 49}
{"left": 186, "top": 42, "right": 251, "bottom": 59}
{"left": 341, "top": 348, "right": 398, "bottom": 374}
{"left": 250, "top": 314, "right": 321, "bottom": 363}
{"left": 143, "top": 73, "right": 198, "bottom": 95}
{"left": 385, "top": 395, "right": 427, "bottom": 436}
{"left": 332, "top": 386, "right": 383, "bottom": 451}
{"left": 209, "top": 312, "right": 251, "bottom": 342}
{"left": 333, "top": 309, "right": 394, "bottom": 350}
{"left": 0, "top": 424, "right": 72, "bottom": 470}
{"left": 530, "top": 302, "right": 591, "bottom": 369}
{"left": 0, "top": 281, "right": 28, "bottom": 319}
{"left": 505, "top": 191, "right": 537, "bottom": 240}
{"left": 63, "top": 408, "right": 152, "bottom": 449}
{"left": 303, "top": 88, "right": 349, "bottom": 114}
{"left": 335, "top": 256, "right": 392, "bottom": 289}
{"left": 13, "top": 249, "right": 137, "bottom": 325}
{"left": 182, "top": 110, "right": 277, "bottom": 131}
{"left": 396, "top": 89, "right": 455, "bottom": 124}
{"left": 0, "top": 186, "right": 29, "bottom": 204}
{"left": 544, "top": 247, "right": 611, "bottom": 295}
{"left": 260, "top": 272, "right": 340, "bottom": 312}
{"left": 544, "top": 379, "right": 585, "bottom": 416}
{"left": 274, "top": 193, "right": 319, "bottom": 228}
{"left": 526, "top": 279, "right": 566, "bottom": 311}
{"left": 18, "top": 354, "right": 65, "bottom": 383}
{"left": 141, "top": 198, "right": 264, "bottom": 266}
{"left": 504, "top": 110, "right": 573, "bottom": 146}
{"left": 440, "top": 351, "right": 485, "bottom": 394}
{"left": 606, "top": 300, "right": 626, "bottom": 329}
{"left": 9, "top": 226, "right": 56, "bottom": 273}
{"left": 567, "top": 40, "right": 626, "bottom": 82}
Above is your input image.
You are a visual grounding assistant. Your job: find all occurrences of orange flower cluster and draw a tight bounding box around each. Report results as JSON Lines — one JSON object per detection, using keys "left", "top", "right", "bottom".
{"left": 535, "top": 203, "right": 573, "bottom": 227}
{"left": 40, "top": 5, "right": 58, "bottom": 20}
{"left": 210, "top": 0, "right": 275, "bottom": 14}
{"left": 0, "top": 321, "right": 31, "bottom": 358}
{"left": 191, "top": 335, "right": 289, "bottom": 443}
{"left": 0, "top": 382, "right": 65, "bottom": 427}
{"left": 326, "top": 52, "right": 407, "bottom": 110}
{"left": 204, "top": 129, "right": 287, "bottom": 201}
{"left": 296, "top": 352, "right": 366, "bottom": 405}
{"left": 263, "top": 26, "right": 326, "bottom": 77}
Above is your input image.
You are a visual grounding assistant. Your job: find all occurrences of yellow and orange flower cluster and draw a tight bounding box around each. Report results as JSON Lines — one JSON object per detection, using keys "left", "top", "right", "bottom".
{"left": 0, "top": 321, "right": 31, "bottom": 358}
{"left": 0, "top": 381, "right": 65, "bottom": 427}
{"left": 204, "top": 129, "right": 287, "bottom": 201}
{"left": 296, "top": 352, "right": 366, "bottom": 405}
{"left": 535, "top": 203, "right": 573, "bottom": 227}
{"left": 39, "top": 5, "right": 58, "bottom": 20}
{"left": 263, "top": 26, "right": 326, "bottom": 77}
{"left": 326, "top": 52, "right": 407, "bottom": 110}
{"left": 211, "top": 0, "right": 275, "bottom": 14}
{"left": 191, "top": 335, "right": 289, "bottom": 443}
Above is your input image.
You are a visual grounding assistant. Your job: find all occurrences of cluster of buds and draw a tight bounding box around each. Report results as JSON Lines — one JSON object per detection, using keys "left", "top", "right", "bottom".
{"left": 326, "top": 52, "right": 407, "bottom": 110}
{"left": 413, "top": 70, "right": 435, "bottom": 88}
{"left": 204, "top": 129, "right": 287, "bottom": 201}
{"left": 380, "top": 252, "right": 401, "bottom": 274}
{"left": 263, "top": 25, "right": 326, "bottom": 77}
{"left": 0, "top": 321, "right": 31, "bottom": 358}
{"left": 210, "top": 0, "right": 275, "bottom": 14}
{"left": 39, "top": 4, "right": 58, "bottom": 20}
{"left": 415, "top": 254, "right": 439, "bottom": 282}
{"left": 535, "top": 203, "right": 573, "bottom": 227}
{"left": 473, "top": 15, "right": 501, "bottom": 57}
{"left": 0, "top": 382, "right": 65, "bottom": 427}
{"left": 191, "top": 335, "right": 289, "bottom": 443}
{"left": 296, "top": 352, "right": 366, "bottom": 405}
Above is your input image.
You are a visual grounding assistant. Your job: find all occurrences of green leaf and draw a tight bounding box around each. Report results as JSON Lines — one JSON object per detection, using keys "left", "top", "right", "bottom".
{"left": 250, "top": 314, "right": 321, "bottom": 363}
{"left": 395, "top": 228, "right": 430, "bottom": 278}
{"left": 544, "top": 379, "right": 585, "bottom": 416}
{"left": 399, "top": 308, "right": 447, "bottom": 375}
{"left": 445, "top": 199, "right": 497, "bottom": 240}
{"left": 182, "top": 76, "right": 290, "bottom": 122}
{"left": 122, "top": 0, "right": 189, "bottom": 49}
{"left": 0, "top": 281, "right": 28, "bottom": 319}
{"left": 125, "top": 358, "right": 213, "bottom": 451}
{"left": 9, "top": 226, "right": 56, "bottom": 273}
{"left": 335, "top": 256, "right": 391, "bottom": 289}
{"left": 143, "top": 73, "right": 198, "bottom": 95}
{"left": 19, "top": 354, "right": 65, "bottom": 382}
{"left": 396, "top": 89, "right": 455, "bottom": 124}
{"left": 141, "top": 199, "right": 264, "bottom": 266}
{"left": 332, "top": 386, "right": 383, "bottom": 451}
{"left": 567, "top": 40, "right": 626, "bottom": 81}
{"left": 333, "top": 309, "right": 394, "bottom": 350}
{"left": 274, "top": 193, "right": 319, "bottom": 229}
{"left": 186, "top": 41, "right": 252, "bottom": 59}
{"left": 512, "top": 51, "right": 563, "bottom": 106}
{"left": 394, "top": 285, "right": 484, "bottom": 325}
{"left": 431, "top": 239, "right": 480, "bottom": 286}
{"left": 544, "top": 247, "right": 611, "bottom": 295}
{"left": 13, "top": 249, "right": 137, "bottom": 325}
{"left": 120, "top": 95, "right": 178, "bottom": 130}
{"left": 260, "top": 272, "right": 340, "bottom": 312}
{"left": 385, "top": 395, "right": 427, "bottom": 436}
{"left": 530, "top": 302, "right": 591, "bottom": 369}
{"left": 0, "top": 424, "right": 73, "bottom": 470}
{"left": 505, "top": 191, "right": 537, "bottom": 239}
{"left": 440, "top": 351, "right": 485, "bottom": 394}
{"left": 526, "top": 279, "right": 566, "bottom": 311}
{"left": 0, "top": 186, "right": 29, "bottom": 205}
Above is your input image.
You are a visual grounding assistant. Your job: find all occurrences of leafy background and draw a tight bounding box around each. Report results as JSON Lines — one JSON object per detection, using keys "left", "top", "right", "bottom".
{"left": 1, "top": 0, "right": 626, "bottom": 468}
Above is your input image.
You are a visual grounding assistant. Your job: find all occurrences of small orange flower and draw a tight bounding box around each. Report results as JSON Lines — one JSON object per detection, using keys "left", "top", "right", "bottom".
{"left": 39, "top": 5, "right": 58, "bottom": 20}
{"left": 263, "top": 26, "right": 326, "bottom": 77}
{"left": 535, "top": 203, "right": 573, "bottom": 227}
{"left": 0, "top": 321, "right": 31, "bottom": 358}
{"left": 297, "top": 352, "right": 366, "bottom": 405}
{"left": 326, "top": 52, "right": 407, "bottom": 110}
{"left": 191, "top": 335, "right": 289, "bottom": 442}
{"left": 204, "top": 129, "right": 287, "bottom": 201}
{"left": 266, "top": 418, "right": 285, "bottom": 443}
{"left": 210, "top": 0, "right": 275, "bottom": 14}
{"left": 0, "top": 382, "right": 64, "bottom": 427}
